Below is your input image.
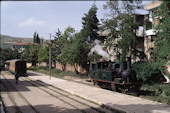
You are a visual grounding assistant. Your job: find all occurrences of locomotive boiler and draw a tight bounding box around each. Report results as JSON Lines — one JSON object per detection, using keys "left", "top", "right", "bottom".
{"left": 89, "top": 57, "right": 141, "bottom": 93}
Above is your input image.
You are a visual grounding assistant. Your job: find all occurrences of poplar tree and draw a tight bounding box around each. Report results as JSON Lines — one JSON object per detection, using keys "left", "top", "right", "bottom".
{"left": 33, "top": 31, "right": 41, "bottom": 44}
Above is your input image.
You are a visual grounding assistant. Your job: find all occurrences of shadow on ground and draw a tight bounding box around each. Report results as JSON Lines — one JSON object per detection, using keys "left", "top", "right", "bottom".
{"left": 27, "top": 72, "right": 42, "bottom": 76}
{"left": 105, "top": 102, "right": 170, "bottom": 113}
{"left": 0, "top": 77, "right": 51, "bottom": 92}
{"left": 3, "top": 103, "right": 119, "bottom": 113}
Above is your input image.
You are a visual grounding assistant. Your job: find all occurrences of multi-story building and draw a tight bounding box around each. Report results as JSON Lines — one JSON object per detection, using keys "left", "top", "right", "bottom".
{"left": 98, "top": 14, "right": 145, "bottom": 62}
{"left": 97, "top": 1, "right": 165, "bottom": 64}
{"left": 144, "top": 1, "right": 162, "bottom": 61}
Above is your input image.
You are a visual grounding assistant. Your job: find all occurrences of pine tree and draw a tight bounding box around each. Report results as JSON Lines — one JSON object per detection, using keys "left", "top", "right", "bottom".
{"left": 81, "top": 4, "right": 99, "bottom": 43}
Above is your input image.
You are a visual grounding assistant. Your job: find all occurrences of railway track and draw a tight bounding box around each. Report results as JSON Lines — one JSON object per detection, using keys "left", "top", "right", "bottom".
{"left": 1, "top": 72, "right": 116, "bottom": 113}
{"left": 1, "top": 74, "right": 39, "bottom": 113}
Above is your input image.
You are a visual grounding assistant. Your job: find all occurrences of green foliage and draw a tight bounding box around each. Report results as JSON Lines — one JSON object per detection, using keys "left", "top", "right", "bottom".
{"left": 89, "top": 53, "right": 101, "bottom": 62}
{"left": 118, "top": 15, "right": 138, "bottom": 61}
{"left": 132, "top": 62, "right": 159, "bottom": 83}
{"left": 102, "top": 1, "right": 143, "bottom": 61}
{"left": 71, "top": 31, "right": 89, "bottom": 68}
{"left": 81, "top": 4, "right": 100, "bottom": 43}
{"left": 153, "top": 1, "right": 170, "bottom": 71}
{"left": 20, "top": 45, "right": 30, "bottom": 61}
{"left": 33, "top": 32, "right": 41, "bottom": 44}
{"left": 54, "top": 27, "right": 89, "bottom": 74}
{"left": 28, "top": 43, "right": 40, "bottom": 66}
{"left": 12, "top": 49, "right": 21, "bottom": 59}
{"left": 57, "top": 27, "right": 89, "bottom": 68}
{"left": 57, "top": 26, "right": 76, "bottom": 64}
{"left": 28, "top": 66, "right": 88, "bottom": 79}
{"left": 141, "top": 83, "right": 170, "bottom": 105}
{"left": 146, "top": 20, "right": 152, "bottom": 30}
{"left": 0, "top": 48, "right": 20, "bottom": 66}
{"left": 38, "top": 46, "right": 49, "bottom": 64}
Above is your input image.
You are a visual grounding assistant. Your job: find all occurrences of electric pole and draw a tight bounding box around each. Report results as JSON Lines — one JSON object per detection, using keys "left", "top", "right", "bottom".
{"left": 49, "top": 34, "right": 51, "bottom": 80}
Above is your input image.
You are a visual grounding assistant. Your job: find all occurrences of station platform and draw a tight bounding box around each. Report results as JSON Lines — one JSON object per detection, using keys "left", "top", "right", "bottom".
{"left": 4, "top": 71, "right": 170, "bottom": 113}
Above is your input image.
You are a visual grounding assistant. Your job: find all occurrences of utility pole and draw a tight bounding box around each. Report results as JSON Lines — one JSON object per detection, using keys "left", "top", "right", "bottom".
{"left": 49, "top": 34, "right": 51, "bottom": 80}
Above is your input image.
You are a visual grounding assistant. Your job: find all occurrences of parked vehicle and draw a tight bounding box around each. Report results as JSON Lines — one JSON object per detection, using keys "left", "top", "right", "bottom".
{"left": 5, "top": 59, "right": 27, "bottom": 76}
{"left": 90, "top": 57, "right": 141, "bottom": 93}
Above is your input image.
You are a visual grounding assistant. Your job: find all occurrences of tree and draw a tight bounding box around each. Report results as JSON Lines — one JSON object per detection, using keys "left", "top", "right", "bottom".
{"left": 0, "top": 48, "right": 14, "bottom": 66}
{"left": 57, "top": 26, "right": 75, "bottom": 64}
{"left": 0, "top": 48, "right": 21, "bottom": 66}
{"left": 33, "top": 32, "right": 37, "bottom": 43}
{"left": 81, "top": 4, "right": 100, "bottom": 43}
{"left": 20, "top": 45, "right": 30, "bottom": 61}
{"left": 102, "top": 0, "right": 143, "bottom": 61}
{"left": 33, "top": 32, "right": 41, "bottom": 44}
{"left": 153, "top": 1, "right": 170, "bottom": 71}
{"left": 117, "top": 14, "right": 138, "bottom": 61}
{"left": 56, "top": 27, "right": 89, "bottom": 74}
{"left": 70, "top": 31, "right": 90, "bottom": 74}
{"left": 28, "top": 43, "right": 40, "bottom": 66}
{"left": 12, "top": 49, "right": 21, "bottom": 59}
{"left": 38, "top": 46, "right": 49, "bottom": 64}
{"left": 51, "top": 28, "right": 62, "bottom": 68}
{"left": 36, "top": 34, "right": 40, "bottom": 44}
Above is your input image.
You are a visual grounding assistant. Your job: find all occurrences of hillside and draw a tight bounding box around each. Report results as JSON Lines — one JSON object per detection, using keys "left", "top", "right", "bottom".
{"left": 0, "top": 34, "right": 33, "bottom": 48}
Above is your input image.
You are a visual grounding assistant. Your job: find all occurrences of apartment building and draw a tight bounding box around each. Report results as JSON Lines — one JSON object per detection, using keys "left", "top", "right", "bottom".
{"left": 144, "top": 1, "right": 162, "bottom": 61}
{"left": 98, "top": 14, "right": 145, "bottom": 62}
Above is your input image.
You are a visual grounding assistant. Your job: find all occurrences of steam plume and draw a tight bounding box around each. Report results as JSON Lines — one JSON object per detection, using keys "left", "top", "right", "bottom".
{"left": 89, "top": 39, "right": 110, "bottom": 60}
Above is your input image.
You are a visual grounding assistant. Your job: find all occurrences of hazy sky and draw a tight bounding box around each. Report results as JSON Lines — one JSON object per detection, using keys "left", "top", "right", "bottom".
{"left": 1, "top": 1, "right": 150, "bottom": 39}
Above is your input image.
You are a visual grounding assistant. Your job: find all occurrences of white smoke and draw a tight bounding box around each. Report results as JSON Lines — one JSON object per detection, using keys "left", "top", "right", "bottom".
{"left": 89, "top": 39, "right": 110, "bottom": 60}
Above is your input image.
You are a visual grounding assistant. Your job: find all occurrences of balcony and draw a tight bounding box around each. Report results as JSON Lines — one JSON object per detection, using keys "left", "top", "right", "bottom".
{"left": 145, "top": 29, "right": 156, "bottom": 36}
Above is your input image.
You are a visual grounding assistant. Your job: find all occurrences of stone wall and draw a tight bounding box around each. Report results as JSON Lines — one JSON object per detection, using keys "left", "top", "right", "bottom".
{"left": 55, "top": 62, "right": 88, "bottom": 74}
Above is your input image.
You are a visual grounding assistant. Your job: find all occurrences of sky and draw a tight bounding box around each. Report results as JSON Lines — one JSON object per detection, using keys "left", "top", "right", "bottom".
{"left": 1, "top": 1, "right": 150, "bottom": 39}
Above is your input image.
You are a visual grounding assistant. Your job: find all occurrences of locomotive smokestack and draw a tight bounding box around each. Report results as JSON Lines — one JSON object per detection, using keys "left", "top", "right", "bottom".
{"left": 120, "top": 61, "right": 123, "bottom": 71}
{"left": 127, "top": 57, "right": 131, "bottom": 69}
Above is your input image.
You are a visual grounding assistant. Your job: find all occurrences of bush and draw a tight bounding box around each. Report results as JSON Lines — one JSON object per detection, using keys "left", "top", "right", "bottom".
{"left": 132, "top": 62, "right": 160, "bottom": 83}
{"left": 167, "top": 96, "right": 170, "bottom": 105}
{"left": 28, "top": 66, "right": 88, "bottom": 79}
{"left": 161, "top": 85, "right": 170, "bottom": 96}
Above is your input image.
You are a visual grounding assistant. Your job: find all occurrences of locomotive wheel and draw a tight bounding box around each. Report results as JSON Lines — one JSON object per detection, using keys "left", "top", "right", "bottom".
{"left": 111, "top": 83, "right": 116, "bottom": 91}
{"left": 97, "top": 82, "right": 104, "bottom": 88}
{"left": 92, "top": 80, "right": 97, "bottom": 85}
{"left": 121, "top": 89, "right": 128, "bottom": 94}
{"left": 115, "top": 85, "right": 122, "bottom": 93}
{"left": 111, "top": 84, "right": 121, "bottom": 92}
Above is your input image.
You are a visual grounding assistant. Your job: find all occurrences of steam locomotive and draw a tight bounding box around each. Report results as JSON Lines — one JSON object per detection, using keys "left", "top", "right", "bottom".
{"left": 90, "top": 57, "right": 141, "bottom": 93}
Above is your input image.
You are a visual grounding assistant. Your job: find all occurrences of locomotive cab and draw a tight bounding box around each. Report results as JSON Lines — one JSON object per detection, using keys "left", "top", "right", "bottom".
{"left": 90, "top": 61, "right": 119, "bottom": 86}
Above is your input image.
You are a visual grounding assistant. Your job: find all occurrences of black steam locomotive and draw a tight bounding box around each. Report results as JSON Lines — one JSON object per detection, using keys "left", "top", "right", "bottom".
{"left": 90, "top": 57, "right": 141, "bottom": 93}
